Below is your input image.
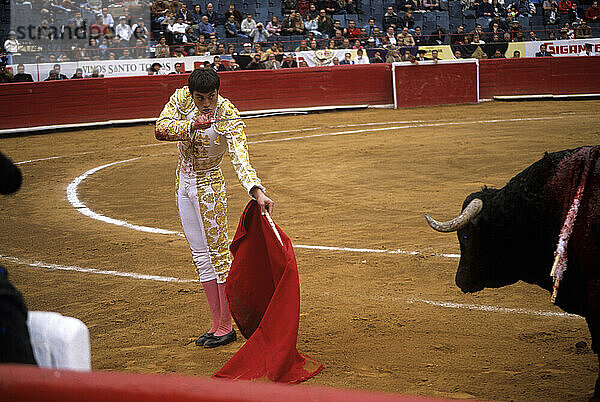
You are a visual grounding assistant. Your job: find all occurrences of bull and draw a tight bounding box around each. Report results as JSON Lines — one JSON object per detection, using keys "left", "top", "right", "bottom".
{"left": 425, "top": 145, "right": 600, "bottom": 399}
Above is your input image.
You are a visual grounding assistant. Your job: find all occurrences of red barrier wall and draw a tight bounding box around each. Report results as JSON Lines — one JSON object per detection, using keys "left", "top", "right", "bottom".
{"left": 0, "top": 364, "right": 441, "bottom": 402}
{"left": 393, "top": 61, "right": 479, "bottom": 107}
{"left": 0, "top": 64, "right": 392, "bottom": 131}
{"left": 1, "top": 57, "right": 599, "bottom": 131}
{"left": 478, "top": 56, "right": 600, "bottom": 99}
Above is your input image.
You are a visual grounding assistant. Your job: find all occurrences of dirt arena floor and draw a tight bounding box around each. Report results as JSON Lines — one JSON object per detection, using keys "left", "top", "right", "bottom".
{"left": 1, "top": 100, "right": 599, "bottom": 401}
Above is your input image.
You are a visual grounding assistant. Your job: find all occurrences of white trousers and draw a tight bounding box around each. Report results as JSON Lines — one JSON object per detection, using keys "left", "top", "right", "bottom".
{"left": 177, "top": 167, "right": 216, "bottom": 283}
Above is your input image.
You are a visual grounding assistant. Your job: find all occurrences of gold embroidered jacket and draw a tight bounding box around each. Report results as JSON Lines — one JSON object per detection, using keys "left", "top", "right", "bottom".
{"left": 155, "top": 87, "right": 264, "bottom": 195}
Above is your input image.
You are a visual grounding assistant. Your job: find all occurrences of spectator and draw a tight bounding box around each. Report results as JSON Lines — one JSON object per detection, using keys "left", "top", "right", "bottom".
{"left": 191, "top": 4, "right": 203, "bottom": 26}
{"left": 454, "top": 49, "right": 463, "bottom": 58}
{"left": 339, "top": 52, "right": 353, "bottom": 64}
{"left": 155, "top": 36, "right": 170, "bottom": 57}
{"left": 116, "top": 16, "right": 134, "bottom": 42}
{"left": 44, "top": 70, "right": 59, "bottom": 81}
{"left": 132, "top": 25, "right": 149, "bottom": 45}
{"left": 246, "top": 53, "right": 265, "bottom": 69}
{"left": 310, "top": 39, "right": 320, "bottom": 50}
{"left": 178, "top": 3, "right": 193, "bottom": 25}
{"left": 384, "top": 26, "right": 397, "bottom": 46}
{"left": 491, "top": 0, "right": 506, "bottom": 17}
{"left": 119, "top": 48, "right": 133, "bottom": 60}
{"left": 341, "top": 38, "right": 351, "bottom": 48}
{"left": 398, "top": 0, "right": 417, "bottom": 12}
{"left": 241, "top": 14, "right": 257, "bottom": 36}
{"left": 415, "top": 49, "right": 428, "bottom": 61}
{"left": 331, "top": 56, "right": 340, "bottom": 65}
{"left": 557, "top": 0, "right": 575, "bottom": 22}
{"left": 161, "top": 10, "right": 176, "bottom": 33}
{"left": 353, "top": 48, "right": 369, "bottom": 64}
{"left": 586, "top": 1, "right": 600, "bottom": 22}
{"left": 575, "top": 20, "right": 592, "bottom": 37}
{"left": 306, "top": 3, "right": 319, "bottom": 20}
{"left": 253, "top": 42, "right": 265, "bottom": 58}
{"left": 225, "top": 14, "right": 245, "bottom": 38}
{"left": 3, "top": 31, "right": 19, "bottom": 65}
{"left": 240, "top": 42, "right": 253, "bottom": 54}
{"left": 282, "top": 10, "right": 306, "bottom": 35}
{"left": 281, "top": 53, "right": 298, "bottom": 67}
{"left": 320, "top": 0, "right": 341, "bottom": 14}
{"left": 211, "top": 55, "right": 228, "bottom": 71}
{"left": 344, "top": 0, "right": 362, "bottom": 14}
{"left": 397, "top": 27, "right": 415, "bottom": 46}
{"left": 282, "top": 0, "right": 297, "bottom": 15}
{"left": 513, "top": 50, "right": 521, "bottom": 57}
{"left": 399, "top": 10, "right": 415, "bottom": 29}
{"left": 249, "top": 23, "right": 271, "bottom": 42}
{"left": 431, "top": 49, "right": 440, "bottom": 62}
{"left": 385, "top": 48, "right": 402, "bottom": 62}
{"left": 71, "top": 68, "right": 84, "bottom": 79}
{"left": 363, "top": 18, "right": 378, "bottom": 36}
{"left": 12, "top": 64, "right": 33, "bottom": 82}
{"left": 477, "top": 0, "right": 494, "bottom": 18}
{"left": 267, "top": 16, "right": 282, "bottom": 36}
{"left": 305, "top": 13, "right": 322, "bottom": 36}
{"left": 344, "top": 20, "right": 362, "bottom": 39}
{"left": 579, "top": 42, "right": 596, "bottom": 55}
{"left": 207, "top": 34, "right": 220, "bottom": 54}
{"left": 535, "top": 43, "right": 553, "bottom": 56}
{"left": 52, "top": 64, "right": 67, "bottom": 80}
{"left": 563, "top": 21, "right": 575, "bottom": 38}
{"left": 366, "top": 36, "right": 377, "bottom": 47}
{"left": 544, "top": 2, "right": 561, "bottom": 24}
{"left": 548, "top": 30, "right": 557, "bottom": 39}
{"left": 317, "top": 9, "right": 335, "bottom": 36}
{"left": 413, "top": 26, "right": 427, "bottom": 45}
{"left": 169, "top": 62, "right": 185, "bottom": 74}
{"left": 401, "top": 49, "right": 414, "bottom": 62}
{"left": 264, "top": 53, "right": 281, "bottom": 69}
{"left": 224, "top": 4, "right": 242, "bottom": 24}
{"left": 90, "top": 14, "right": 109, "bottom": 39}
{"left": 471, "top": 33, "right": 486, "bottom": 43}
{"left": 87, "top": 68, "right": 103, "bottom": 78}
{"left": 367, "top": 50, "right": 383, "bottom": 63}
{"left": 198, "top": 15, "right": 216, "bottom": 36}
{"left": 528, "top": 30, "right": 538, "bottom": 41}
{"left": 204, "top": 3, "right": 219, "bottom": 26}
{"left": 492, "top": 49, "right": 505, "bottom": 58}
{"left": 325, "top": 38, "right": 337, "bottom": 49}
{"left": 424, "top": 0, "right": 440, "bottom": 11}
{"left": 133, "top": 38, "right": 149, "bottom": 58}
{"left": 559, "top": 27, "right": 570, "bottom": 39}
{"left": 382, "top": 6, "right": 399, "bottom": 30}
{"left": 229, "top": 61, "right": 241, "bottom": 71}
{"left": 101, "top": 7, "right": 114, "bottom": 28}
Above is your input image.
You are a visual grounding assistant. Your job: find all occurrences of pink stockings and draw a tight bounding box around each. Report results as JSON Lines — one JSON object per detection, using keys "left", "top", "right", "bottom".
{"left": 201, "top": 279, "right": 233, "bottom": 336}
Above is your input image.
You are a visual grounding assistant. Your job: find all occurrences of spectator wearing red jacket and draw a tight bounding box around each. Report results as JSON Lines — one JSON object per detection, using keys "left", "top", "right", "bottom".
{"left": 557, "top": 0, "right": 576, "bottom": 22}
{"left": 586, "top": 1, "right": 600, "bottom": 22}
{"left": 343, "top": 20, "right": 361, "bottom": 39}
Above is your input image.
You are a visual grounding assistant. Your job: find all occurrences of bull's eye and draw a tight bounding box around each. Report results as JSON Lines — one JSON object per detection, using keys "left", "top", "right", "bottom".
{"left": 463, "top": 235, "right": 468, "bottom": 240}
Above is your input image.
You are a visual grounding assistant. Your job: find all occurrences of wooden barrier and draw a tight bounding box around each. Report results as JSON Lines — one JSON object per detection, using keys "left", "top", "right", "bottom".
{"left": 0, "top": 57, "right": 599, "bottom": 132}
{"left": 0, "top": 364, "right": 441, "bottom": 402}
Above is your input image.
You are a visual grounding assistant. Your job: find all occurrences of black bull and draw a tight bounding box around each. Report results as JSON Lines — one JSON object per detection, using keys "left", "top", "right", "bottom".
{"left": 426, "top": 146, "right": 600, "bottom": 398}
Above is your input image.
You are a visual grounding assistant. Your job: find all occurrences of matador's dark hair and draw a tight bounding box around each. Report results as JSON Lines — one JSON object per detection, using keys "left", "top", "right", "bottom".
{"left": 188, "top": 67, "right": 220, "bottom": 94}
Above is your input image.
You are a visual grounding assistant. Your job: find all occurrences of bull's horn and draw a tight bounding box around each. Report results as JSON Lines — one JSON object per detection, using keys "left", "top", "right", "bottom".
{"left": 425, "top": 198, "right": 483, "bottom": 233}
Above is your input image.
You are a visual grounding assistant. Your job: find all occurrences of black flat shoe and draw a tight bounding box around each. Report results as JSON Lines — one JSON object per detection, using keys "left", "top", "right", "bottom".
{"left": 203, "top": 329, "right": 236, "bottom": 348}
{"left": 195, "top": 332, "right": 214, "bottom": 346}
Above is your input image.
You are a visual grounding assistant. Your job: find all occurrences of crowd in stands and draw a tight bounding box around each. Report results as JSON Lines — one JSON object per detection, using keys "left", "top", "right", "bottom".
{"left": 0, "top": 0, "right": 599, "bottom": 81}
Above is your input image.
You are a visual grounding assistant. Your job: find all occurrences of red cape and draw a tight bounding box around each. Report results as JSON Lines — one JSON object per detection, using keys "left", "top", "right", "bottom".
{"left": 213, "top": 201, "right": 323, "bottom": 383}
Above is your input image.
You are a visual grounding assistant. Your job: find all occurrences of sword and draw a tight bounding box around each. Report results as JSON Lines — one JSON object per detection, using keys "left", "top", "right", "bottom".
{"left": 207, "top": 111, "right": 308, "bottom": 124}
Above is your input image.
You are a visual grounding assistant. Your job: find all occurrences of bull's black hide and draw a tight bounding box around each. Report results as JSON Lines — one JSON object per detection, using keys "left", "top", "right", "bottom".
{"left": 428, "top": 145, "right": 600, "bottom": 399}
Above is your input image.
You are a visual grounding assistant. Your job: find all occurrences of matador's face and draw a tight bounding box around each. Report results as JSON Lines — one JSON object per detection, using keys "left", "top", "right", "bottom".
{"left": 192, "top": 90, "right": 218, "bottom": 116}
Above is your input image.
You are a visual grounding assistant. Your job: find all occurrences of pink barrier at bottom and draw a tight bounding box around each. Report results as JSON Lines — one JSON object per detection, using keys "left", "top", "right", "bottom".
{"left": 0, "top": 364, "right": 446, "bottom": 402}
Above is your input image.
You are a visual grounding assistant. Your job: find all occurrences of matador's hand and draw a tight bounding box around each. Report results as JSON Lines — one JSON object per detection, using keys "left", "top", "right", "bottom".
{"left": 251, "top": 187, "right": 274, "bottom": 215}
{"left": 191, "top": 113, "right": 212, "bottom": 131}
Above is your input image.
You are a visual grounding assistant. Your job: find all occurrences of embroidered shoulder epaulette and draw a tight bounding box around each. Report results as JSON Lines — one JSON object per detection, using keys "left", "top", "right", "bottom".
{"left": 213, "top": 98, "right": 242, "bottom": 134}
{"left": 176, "top": 87, "right": 195, "bottom": 115}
